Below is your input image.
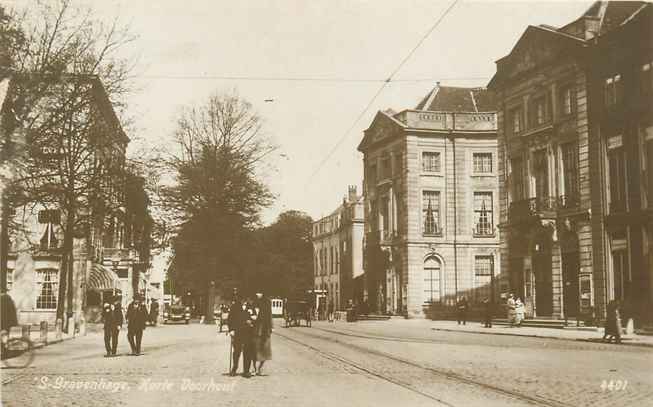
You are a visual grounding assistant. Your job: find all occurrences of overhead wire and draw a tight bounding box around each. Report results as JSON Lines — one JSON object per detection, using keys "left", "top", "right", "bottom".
{"left": 302, "top": 0, "right": 460, "bottom": 187}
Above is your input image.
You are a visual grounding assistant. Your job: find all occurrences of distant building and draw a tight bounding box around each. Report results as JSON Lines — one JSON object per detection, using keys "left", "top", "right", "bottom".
{"left": 312, "top": 186, "right": 364, "bottom": 311}
{"left": 488, "top": 1, "right": 652, "bottom": 325}
{"left": 358, "top": 84, "right": 499, "bottom": 318}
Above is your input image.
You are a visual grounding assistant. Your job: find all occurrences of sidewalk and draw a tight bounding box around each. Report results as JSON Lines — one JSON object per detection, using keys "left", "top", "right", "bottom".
{"left": 428, "top": 320, "right": 653, "bottom": 348}
{"left": 8, "top": 324, "right": 89, "bottom": 350}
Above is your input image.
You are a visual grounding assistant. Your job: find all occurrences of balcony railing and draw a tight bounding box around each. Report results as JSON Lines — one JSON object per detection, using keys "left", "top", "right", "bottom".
{"left": 509, "top": 196, "right": 557, "bottom": 223}
{"left": 558, "top": 194, "right": 580, "bottom": 211}
{"left": 509, "top": 194, "right": 582, "bottom": 223}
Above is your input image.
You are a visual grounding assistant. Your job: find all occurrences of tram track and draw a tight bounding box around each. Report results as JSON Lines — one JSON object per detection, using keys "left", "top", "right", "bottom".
{"left": 275, "top": 327, "right": 573, "bottom": 407}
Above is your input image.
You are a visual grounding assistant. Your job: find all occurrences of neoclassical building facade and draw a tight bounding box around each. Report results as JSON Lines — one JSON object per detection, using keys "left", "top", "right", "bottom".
{"left": 358, "top": 84, "right": 499, "bottom": 318}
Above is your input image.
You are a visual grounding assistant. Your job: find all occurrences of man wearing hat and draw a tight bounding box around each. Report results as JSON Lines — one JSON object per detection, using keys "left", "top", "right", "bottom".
{"left": 102, "top": 296, "right": 123, "bottom": 357}
{"left": 126, "top": 295, "right": 149, "bottom": 355}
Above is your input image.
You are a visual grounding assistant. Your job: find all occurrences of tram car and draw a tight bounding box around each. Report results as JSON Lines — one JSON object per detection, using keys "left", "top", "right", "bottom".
{"left": 271, "top": 298, "right": 284, "bottom": 318}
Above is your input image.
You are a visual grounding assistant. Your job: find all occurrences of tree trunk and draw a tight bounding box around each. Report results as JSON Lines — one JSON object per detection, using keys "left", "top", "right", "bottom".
{"left": 57, "top": 211, "right": 75, "bottom": 329}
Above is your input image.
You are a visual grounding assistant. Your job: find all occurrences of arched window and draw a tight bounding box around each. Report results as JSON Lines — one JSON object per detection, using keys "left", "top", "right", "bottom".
{"left": 424, "top": 257, "right": 441, "bottom": 304}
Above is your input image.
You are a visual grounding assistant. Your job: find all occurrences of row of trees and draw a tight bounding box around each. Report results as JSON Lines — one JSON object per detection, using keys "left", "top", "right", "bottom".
{"left": 1, "top": 1, "right": 149, "bottom": 329}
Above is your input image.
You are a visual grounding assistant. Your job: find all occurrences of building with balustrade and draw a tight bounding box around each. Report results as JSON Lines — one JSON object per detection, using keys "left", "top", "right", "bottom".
{"left": 312, "top": 186, "right": 365, "bottom": 312}
{"left": 358, "top": 84, "right": 499, "bottom": 318}
{"left": 488, "top": 1, "right": 652, "bottom": 326}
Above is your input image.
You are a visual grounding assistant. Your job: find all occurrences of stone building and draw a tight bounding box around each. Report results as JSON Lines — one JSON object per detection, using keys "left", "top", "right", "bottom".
{"left": 312, "top": 186, "right": 364, "bottom": 311}
{"left": 1, "top": 74, "right": 150, "bottom": 327}
{"left": 488, "top": 1, "right": 652, "bottom": 324}
{"left": 358, "top": 84, "right": 499, "bottom": 318}
{"left": 586, "top": 2, "right": 653, "bottom": 327}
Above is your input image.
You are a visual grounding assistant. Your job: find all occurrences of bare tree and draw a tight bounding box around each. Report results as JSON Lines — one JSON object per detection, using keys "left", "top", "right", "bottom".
{"left": 3, "top": 0, "right": 137, "bottom": 328}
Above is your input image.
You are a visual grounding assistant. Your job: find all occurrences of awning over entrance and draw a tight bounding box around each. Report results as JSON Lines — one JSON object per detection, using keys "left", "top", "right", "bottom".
{"left": 88, "top": 263, "right": 121, "bottom": 291}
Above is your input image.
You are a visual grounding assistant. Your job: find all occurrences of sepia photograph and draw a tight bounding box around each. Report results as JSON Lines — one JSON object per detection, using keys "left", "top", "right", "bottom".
{"left": 0, "top": 0, "right": 652, "bottom": 406}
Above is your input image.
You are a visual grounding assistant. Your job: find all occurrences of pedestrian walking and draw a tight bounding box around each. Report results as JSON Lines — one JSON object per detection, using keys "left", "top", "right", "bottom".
{"left": 102, "top": 297, "right": 123, "bottom": 357}
{"left": 149, "top": 299, "right": 159, "bottom": 327}
{"left": 126, "top": 296, "right": 149, "bottom": 356}
{"left": 515, "top": 297, "right": 525, "bottom": 327}
{"left": 506, "top": 293, "right": 517, "bottom": 326}
{"left": 327, "top": 301, "right": 335, "bottom": 323}
{"left": 602, "top": 300, "right": 623, "bottom": 344}
{"left": 482, "top": 297, "right": 492, "bottom": 328}
{"left": 227, "top": 297, "right": 256, "bottom": 378}
{"left": 253, "top": 292, "right": 273, "bottom": 376}
{"left": 456, "top": 296, "right": 468, "bottom": 325}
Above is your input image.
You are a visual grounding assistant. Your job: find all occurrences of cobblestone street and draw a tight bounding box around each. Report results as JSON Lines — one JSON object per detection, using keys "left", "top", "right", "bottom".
{"left": 2, "top": 319, "right": 652, "bottom": 407}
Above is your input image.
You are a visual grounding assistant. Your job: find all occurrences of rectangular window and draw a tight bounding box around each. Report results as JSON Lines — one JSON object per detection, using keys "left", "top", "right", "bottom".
{"left": 6, "top": 269, "right": 13, "bottom": 292}
{"left": 511, "top": 158, "right": 525, "bottom": 201}
{"left": 509, "top": 107, "right": 523, "bottom": 134}
{"left": 422, "top": 191, "right": 441, "bottom": 235}
{"left": 422, "top": 152, "right": 441, "bottom": 172}
{"left": 36, "top": 269, "right": 59, "bottom": 310}
{"left": 604, "top": 74, "right": 623, "bottom": 108}
{"left": 368, "top": 164, "right": 377, "bottom": 186}
{"left": 608, "top": 145, "right": 627, "bottom": 213}
{"left": 533, "top": 149, "right": 549, "bottom": 200}
{"left": 381, "top": 156, "right": 392, "bottom": 179}
{"left": 473, "top": 192, "right": 493, "bottom": 236}
{"left": 531, "top": 96, "right": 547, "bottom": 126}
{"left": 381, "top": 196, "right": 389, "bottom": 234}
{"left": 561, "top": 142, "right": 579, "bottom": 208}
{"left": 612, "top": 249, "right": 630, "bottom": 301}
{"left": 473, "top": 153, "right": 493, "bottom": 173}
{"left": 560, "top": 85, "right": 573, "bottom": 116}
{"left": 474, "top": 256, "right": 493, "bottom": 303}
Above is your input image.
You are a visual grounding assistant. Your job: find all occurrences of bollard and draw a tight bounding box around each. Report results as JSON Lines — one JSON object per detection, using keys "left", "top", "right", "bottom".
{"left": 40, "top": 321, "right": 48, "bottom": 344}
{"left": 55, "top": 319, "right": 63, "bottom": 341}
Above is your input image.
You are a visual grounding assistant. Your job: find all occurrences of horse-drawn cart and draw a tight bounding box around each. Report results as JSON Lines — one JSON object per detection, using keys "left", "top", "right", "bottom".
{"left": 283, "top": 300, "right": 312, "bottom": 328}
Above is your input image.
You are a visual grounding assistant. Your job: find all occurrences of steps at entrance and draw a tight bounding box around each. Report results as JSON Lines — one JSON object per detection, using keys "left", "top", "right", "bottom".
{"left": 492, "top": 318, "right": 567, "bottom": 329}
{"left": 356, "top": 314, "right": 392, "bottom": 321}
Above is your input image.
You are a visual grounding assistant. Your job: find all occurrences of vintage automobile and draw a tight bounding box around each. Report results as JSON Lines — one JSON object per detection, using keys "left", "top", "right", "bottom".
{"left": 163, "top": 304, "right": 191, "bottom": 324}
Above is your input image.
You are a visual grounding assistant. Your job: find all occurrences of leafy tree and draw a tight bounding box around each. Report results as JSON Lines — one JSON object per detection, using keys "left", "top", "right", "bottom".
{"left": 245, "top": 210, "right": 314, "bottom": 298}
{"left": 163, "top": 91, "right": 275, "bottom": 302}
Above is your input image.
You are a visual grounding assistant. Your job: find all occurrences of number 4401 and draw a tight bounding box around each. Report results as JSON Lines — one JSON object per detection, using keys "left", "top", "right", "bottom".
{"left": 601, "top": 380, "right": 628, "bottom": 391}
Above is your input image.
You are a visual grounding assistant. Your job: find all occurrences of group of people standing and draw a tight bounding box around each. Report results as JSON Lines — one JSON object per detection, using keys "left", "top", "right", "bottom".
{"left": 227, "top": 292, "right": 273, "bottom": 378}
{"left": 102, "top": 295, "right": 150, "bottom": 357}
{"left": 506, "top": 293, "right": 525, "bottom": 327}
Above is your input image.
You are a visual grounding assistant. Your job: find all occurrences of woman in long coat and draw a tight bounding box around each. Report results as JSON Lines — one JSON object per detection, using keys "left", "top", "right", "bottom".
{"left": 603, "top": 300, "right": 622, "bottom": 344}
{"left": 254, "top": 293, "right": 273, "bottom": 375}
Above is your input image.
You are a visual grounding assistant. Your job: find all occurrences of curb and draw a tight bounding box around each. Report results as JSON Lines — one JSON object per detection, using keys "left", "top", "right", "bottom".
{"left": 430, "top": 327, "right": 653, "bottom": 348}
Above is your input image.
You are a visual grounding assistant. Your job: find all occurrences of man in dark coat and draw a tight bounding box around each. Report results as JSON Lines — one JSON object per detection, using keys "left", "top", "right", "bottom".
{"left": 482, "top": 297, "right": 492, "bottom": 328}
{"left": 0, "top": 293, "right": 18, "bottom": 333}
{"left": 149, "top": 299, "right": 159, "bottom": 326}
{"left": 227, "top": 298, "right": 257, "bottom": 378}
{"left": 126, "top": 296, "right": 149, "bottom": 355}
{"left": 456, "top": 296, "right": 468, "bottom": 325}
{"left": 102, "top": 298, "right": 123, "bottom": 357}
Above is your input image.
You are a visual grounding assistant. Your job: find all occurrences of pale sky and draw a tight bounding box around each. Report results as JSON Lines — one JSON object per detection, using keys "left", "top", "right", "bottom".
{"left": 8, "top": 0, "right": 593, "bottom": 224}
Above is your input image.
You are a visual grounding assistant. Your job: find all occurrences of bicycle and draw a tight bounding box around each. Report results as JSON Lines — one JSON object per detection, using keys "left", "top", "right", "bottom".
{"left": 1, "top": 330, "right": 35, "bottom": 369}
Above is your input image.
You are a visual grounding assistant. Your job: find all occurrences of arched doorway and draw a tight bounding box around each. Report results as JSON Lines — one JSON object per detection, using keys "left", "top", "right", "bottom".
{"left": 423, "top": 256, "right": 442, "bottom": 304}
